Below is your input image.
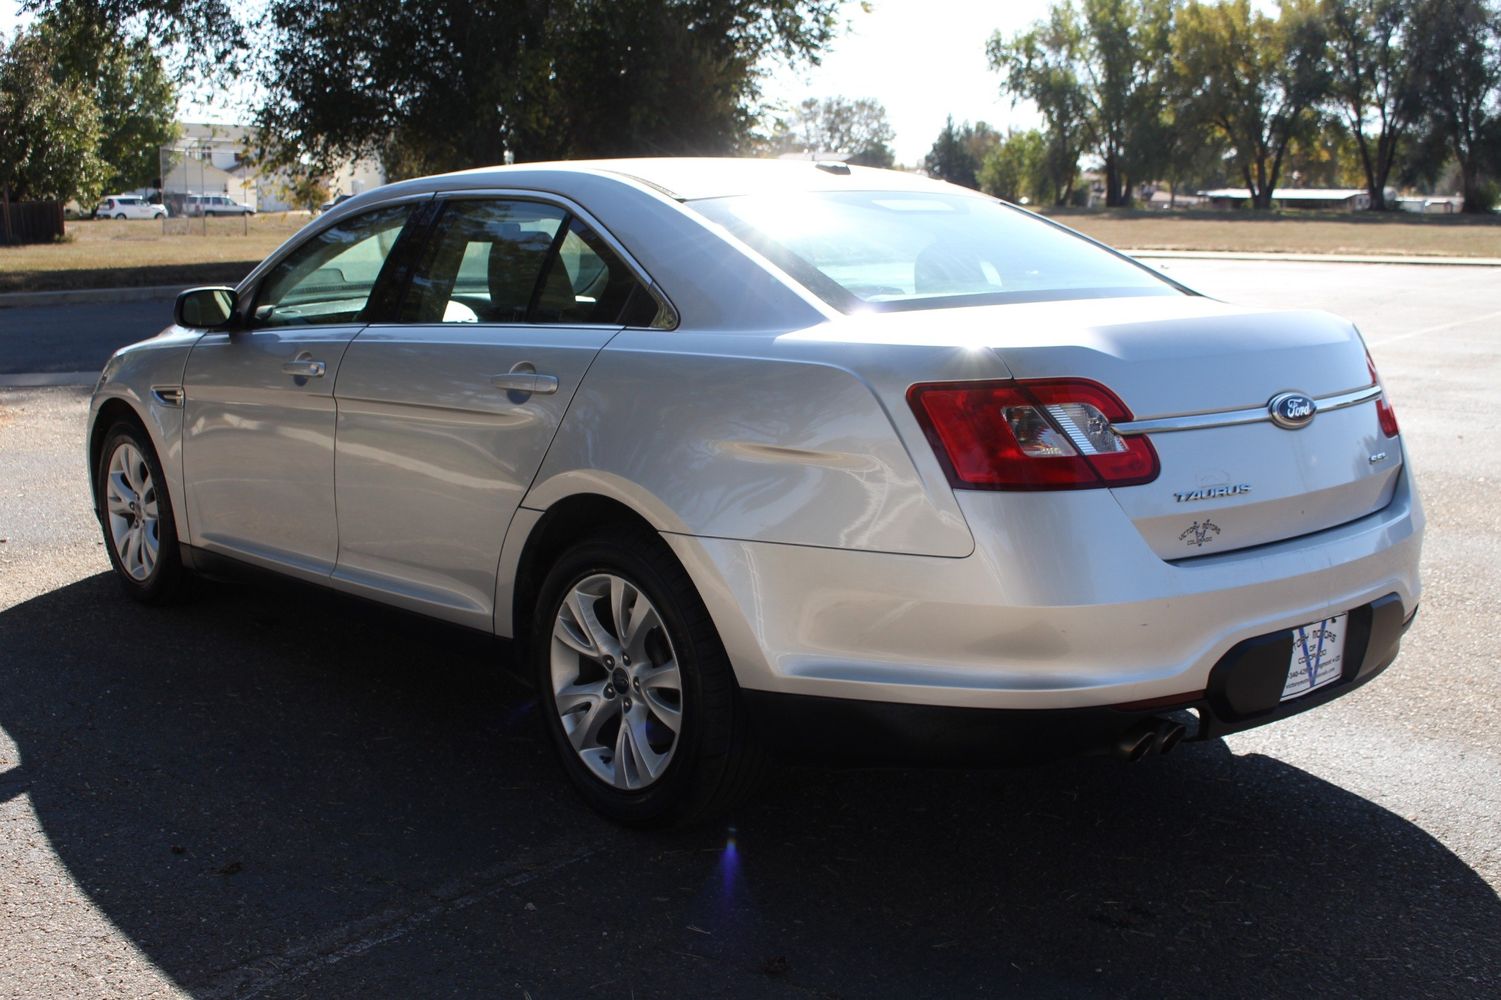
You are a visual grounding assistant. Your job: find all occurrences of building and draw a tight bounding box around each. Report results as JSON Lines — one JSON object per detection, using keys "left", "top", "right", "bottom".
{"left": 1396, "top": 195, "right": 1462, "bottom": 214}
{"left": 1200, "top": 187, "right": 1372, "bottom": 211}
{"left": 157, "top": 122, "right": 387, "bottom": 212}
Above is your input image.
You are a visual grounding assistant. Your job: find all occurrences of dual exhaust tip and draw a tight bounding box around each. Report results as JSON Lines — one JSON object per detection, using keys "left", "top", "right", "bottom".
{"left": 1115, "top": 717, "right": 1187, "bottom": 762}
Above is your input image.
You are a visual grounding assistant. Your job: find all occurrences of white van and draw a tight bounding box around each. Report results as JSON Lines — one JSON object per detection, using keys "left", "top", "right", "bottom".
{"left": 95, "top": 195, "right": 168, "bottom": 220}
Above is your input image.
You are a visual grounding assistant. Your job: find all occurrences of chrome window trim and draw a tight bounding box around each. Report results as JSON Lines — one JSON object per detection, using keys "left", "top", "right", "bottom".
{"left": 427, "top": 187, "right": 680, "bottom": 330}
{"left": 1112, "top": 384, "right": 1382, "bottom": 436}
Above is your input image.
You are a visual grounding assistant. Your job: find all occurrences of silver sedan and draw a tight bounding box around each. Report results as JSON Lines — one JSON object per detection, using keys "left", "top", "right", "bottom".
{"left": 87, "top": 159, "right": 1423, "bottom": 825}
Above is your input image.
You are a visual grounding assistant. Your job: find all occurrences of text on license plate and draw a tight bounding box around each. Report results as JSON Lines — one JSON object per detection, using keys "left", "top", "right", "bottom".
{"left": 1281, "top": 613, "right": 1348, "bottom": 701}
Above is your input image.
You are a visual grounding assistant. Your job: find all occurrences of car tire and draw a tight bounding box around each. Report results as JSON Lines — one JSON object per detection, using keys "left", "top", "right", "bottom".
{"left": 96, "top": 421, "right": 191, "bottom": 604}
{"left": 532, "top": 525, "right": 764, "bottom": 827}
{"left": 114, "top": 213, "right": 126, "bottom": 220}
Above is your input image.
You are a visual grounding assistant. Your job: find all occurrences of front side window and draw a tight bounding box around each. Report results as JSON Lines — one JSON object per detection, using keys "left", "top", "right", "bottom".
{"left": 253, "top": 202, "right": 414, "bottom": 327}
{"left": 401, "top": 199, "right": 657, "bottom": 327}
{"left": 690, "top": 190, "right": 1180, "bottom": 313}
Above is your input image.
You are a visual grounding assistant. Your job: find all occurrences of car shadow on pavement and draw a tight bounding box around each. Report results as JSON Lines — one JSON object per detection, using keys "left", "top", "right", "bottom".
{"left": 1, "top": 573, "right": 1496, "bottom": 1000}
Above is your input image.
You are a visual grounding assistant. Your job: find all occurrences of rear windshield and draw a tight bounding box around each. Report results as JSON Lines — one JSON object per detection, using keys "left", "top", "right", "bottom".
{"left": 690, "top": 190, "right": 1180, "bottom": 313}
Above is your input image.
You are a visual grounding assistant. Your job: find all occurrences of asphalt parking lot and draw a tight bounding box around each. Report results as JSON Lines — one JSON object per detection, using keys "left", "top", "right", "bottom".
{"left": 1, "top": 259, "right": 1498, "bottom": 999}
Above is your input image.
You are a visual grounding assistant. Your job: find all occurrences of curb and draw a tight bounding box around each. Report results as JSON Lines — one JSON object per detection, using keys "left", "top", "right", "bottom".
{"left": 0, "top": 371, "right": 99, "bottom": 388}
{"left": 0, "top": 284, "right": 188, "bottom": 309}
{"left": 1128, "top": 250, "right": 1501, "bottom": 267}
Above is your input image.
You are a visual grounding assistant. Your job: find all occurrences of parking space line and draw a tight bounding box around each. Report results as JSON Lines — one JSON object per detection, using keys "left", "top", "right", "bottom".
{"left": 194, "top": 849, "right": 596, "bottom": 1000}
{"left": 1368, "top": 308, "right": 1501, "bottom": 346}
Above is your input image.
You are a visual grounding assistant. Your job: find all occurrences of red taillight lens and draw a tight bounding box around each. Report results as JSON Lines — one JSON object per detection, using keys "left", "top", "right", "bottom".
{"left": 907, "top": 379, "right": 1159, "bottom": 491}
{"left": 1366, "top": 351, "right": 1399, "bottom": 438}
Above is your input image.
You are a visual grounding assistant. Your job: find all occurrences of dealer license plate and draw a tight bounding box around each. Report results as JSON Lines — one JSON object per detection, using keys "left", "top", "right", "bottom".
{"left": 1281, "top": 613, "right": 1348, "bottom": 701}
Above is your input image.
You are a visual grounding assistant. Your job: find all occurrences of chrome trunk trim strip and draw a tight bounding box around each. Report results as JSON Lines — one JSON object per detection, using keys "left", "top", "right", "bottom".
{"left": 1112, "top": 384, "right": 1382, "bottom": 436}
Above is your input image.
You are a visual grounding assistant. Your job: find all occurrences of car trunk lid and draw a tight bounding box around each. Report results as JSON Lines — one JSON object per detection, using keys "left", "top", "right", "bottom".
{"left": 981, "top": 296, "right": 1401, "bottom": 559}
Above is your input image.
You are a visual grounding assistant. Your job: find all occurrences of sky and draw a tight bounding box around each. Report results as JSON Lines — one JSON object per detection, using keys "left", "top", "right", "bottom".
{"left": 763, "top": 0, "right": 1052, "bottom": 163}
{"left": 2, "top": 0, "right": 1053, "bottom": 165}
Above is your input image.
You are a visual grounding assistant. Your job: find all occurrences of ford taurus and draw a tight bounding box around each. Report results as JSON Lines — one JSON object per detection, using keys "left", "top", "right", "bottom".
{"left": 87, "top": 159, "right": 1423, "bottom": 825}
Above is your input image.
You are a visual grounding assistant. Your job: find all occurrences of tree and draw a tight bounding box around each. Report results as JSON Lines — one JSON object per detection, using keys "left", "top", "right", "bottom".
{"left": 277, "top": 172, "right": 331, "bottom": 212}
{"left": 989, "top": 2, "right": 1176, "bottom": 207}
{"left": 962, "top": 121, "right": 1003, "bottom": 174}
{"left": 1412, "top": 0, "right": 1501, "bottom": 213}
{"left": 0, "top": 31, "right": 109, "bottom": 209}
{"left": 977, "top": 129, "right": 1048, "bottom": 203}
{"left": 89, "top": 39, "right": 177, "bottom": 192}
{"left": 248, "top": 0, "right": 841, "bottom": 179}
{"left": 1322, "top": 0, "right": 1423, "bottom": 209}
{"left": 1081, "top": 0, "right": 1180, "bottom": 204}
{"left": 30, "top": 16, "right": 178, "bottom": 194}
{"left": 1283, "top": 118, "right": 1369, "bottom": 187}
{"left": 767, "top": 96, "right": 896, "bottom": 166}
{"left": 24, "top": 0, "right": 246, "bottom": 75}
{"left": 923, "top": 116, "right": 983, "bottom": 188}
{"left": 987, "top": 7, "right": 1090, "bottom": 205}
{"left": 1175, "top": 0, "right": 1331, "bottom": 208}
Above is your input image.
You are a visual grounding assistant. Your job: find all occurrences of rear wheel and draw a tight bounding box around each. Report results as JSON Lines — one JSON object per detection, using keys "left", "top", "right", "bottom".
{"left": 532, "top": 527, "right": 763, "bottom": 827}
{"left": 113, "top": 213, "right": 126, "bottom": 220}
{"left": 96, "top": 421, "right": 190, "bottom": 603}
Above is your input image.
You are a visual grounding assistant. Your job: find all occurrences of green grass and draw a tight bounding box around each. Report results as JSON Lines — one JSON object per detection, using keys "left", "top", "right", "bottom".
{"left": 0, "top": 214, "right": 309, "bottom": 293}
{"left": 1041, "top": 207, "right": 1501, "bottom": 258}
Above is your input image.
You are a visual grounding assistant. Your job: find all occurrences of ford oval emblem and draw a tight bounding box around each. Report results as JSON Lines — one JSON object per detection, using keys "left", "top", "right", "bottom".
{"left": 1268, "top": 391, "right": 1317, "bottom": 429}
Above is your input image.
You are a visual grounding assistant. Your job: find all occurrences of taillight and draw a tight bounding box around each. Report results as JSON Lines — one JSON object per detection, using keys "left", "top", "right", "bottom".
{"left": 1366, "top": 351, "right": 1399, "bottom": 438}
{"left": 907, "top": 379, "right": 1159, "bottom": 491}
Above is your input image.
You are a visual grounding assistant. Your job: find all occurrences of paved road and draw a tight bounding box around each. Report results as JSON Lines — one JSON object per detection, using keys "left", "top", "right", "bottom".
{"left": 1, "top": 260, "right": 1498, "bottom": 998}
{"left": 0, "top": 296, "right": 175, "bottom": 376}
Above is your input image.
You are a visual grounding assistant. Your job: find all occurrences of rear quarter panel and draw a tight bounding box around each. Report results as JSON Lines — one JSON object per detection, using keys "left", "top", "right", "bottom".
{"left": 524, "top": 328, "right": 1004, "bottom": 558}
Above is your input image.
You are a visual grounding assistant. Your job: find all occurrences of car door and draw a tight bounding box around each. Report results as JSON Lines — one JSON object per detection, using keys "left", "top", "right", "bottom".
{"left": 180, "top": 199, "right": 422, "bottom": 580}
{"left": 330, "top": 196, "right": 664, "bottom": 628}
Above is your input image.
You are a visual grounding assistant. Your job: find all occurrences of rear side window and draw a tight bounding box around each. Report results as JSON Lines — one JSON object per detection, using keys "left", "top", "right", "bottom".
{"left": 400, "top": 198, "right": 659, "bottom": 327}
{"left": 252, "top": 203, "right": 414, "bottom": 327}
{"left": 690, "top": 190, "right": 1178, "bottom": 313}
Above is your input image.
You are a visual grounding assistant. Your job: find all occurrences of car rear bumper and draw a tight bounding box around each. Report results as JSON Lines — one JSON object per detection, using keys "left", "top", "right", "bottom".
{"left": 663, "top": 461, "right": 1422, "bottom": 715}
{"left": 741, "top": 594, "right": 1415, "bottom": 764}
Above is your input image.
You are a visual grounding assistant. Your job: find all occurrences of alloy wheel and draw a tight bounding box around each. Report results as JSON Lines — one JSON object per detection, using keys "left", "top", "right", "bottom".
{"left": 549, "top": 573, "right": 683, "bottom": 791}
{"left": 105, "top": 441, "right": 160, "bottom": 581}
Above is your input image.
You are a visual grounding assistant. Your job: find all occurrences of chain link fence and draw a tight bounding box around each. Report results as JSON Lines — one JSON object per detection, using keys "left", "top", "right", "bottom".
{"left": 159, "top": 140, "right": 252, "bottom": 236}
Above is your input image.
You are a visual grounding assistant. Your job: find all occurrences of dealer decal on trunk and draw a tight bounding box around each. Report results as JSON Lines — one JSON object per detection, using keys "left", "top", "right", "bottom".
{"left": 1179, "top": 520, "right": 1222, "bottom": 547}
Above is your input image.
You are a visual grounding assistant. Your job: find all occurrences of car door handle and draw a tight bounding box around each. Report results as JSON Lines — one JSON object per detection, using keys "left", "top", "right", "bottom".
{"left": 491, "top": 372, "right": 559, "bottom": 395}
{"left": 281, "top": 358, "right": 326, "bottom": 378}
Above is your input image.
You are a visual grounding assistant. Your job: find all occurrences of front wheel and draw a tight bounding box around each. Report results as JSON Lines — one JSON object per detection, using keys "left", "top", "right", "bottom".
{"left": 532, "top": 527, "right": 763, "bottom": 827}
{"left": 96, "top": 421, "right": 190, "bottom": 603}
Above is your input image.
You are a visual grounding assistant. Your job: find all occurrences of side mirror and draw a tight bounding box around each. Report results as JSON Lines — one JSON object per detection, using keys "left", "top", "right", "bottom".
{"left": 174, "top": 286, "right": 239, "bottom": 330}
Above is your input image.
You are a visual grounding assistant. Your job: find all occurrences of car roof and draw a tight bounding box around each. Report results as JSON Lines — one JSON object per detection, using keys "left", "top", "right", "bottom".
{"left": 430, "top": 157, "right": 970, "bottom": 202}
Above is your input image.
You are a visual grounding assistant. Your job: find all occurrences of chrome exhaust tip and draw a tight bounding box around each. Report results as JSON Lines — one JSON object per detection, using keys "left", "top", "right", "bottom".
{"left": 1116, "top": 724, "right": 1158, "bottom": 762}
{"left": 1153, "top": 720, "right": 1186, "bottom": 756}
